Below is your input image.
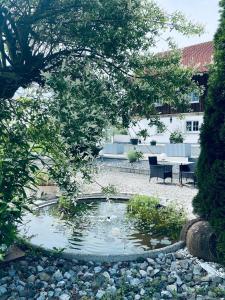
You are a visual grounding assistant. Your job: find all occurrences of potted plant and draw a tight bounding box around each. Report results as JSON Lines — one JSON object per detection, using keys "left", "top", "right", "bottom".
{"left": 169, "top": 130, "right": 184, "bottom": 144}
{"left": 166, "top": 130, "right": 191, "bottom": 157}
{"left": 127, "top": 149, "right": 143, "bottom": 163}
{"left": 130, "top": 138, "right": 139, "bottom": 145}
{"left": 150, "top": 140, "right": 157, "bottom": 146}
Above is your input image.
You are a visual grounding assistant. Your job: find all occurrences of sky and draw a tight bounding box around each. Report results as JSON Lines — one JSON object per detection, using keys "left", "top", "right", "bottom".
{"left": 154, "top": 0, "right": 220, "bottom": 50}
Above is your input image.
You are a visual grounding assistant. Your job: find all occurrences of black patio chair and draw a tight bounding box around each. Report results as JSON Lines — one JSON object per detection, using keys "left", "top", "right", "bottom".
{"left": 148, "top": 156, "right": 173, "bottom": 183}
{"left": 179, "top": 161, "right": 197, "bottom": 186}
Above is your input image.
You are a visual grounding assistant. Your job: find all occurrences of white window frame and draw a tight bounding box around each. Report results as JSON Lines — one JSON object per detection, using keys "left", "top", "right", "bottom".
{"left": 186, "top": 120, "right": 200, "bottom": 132}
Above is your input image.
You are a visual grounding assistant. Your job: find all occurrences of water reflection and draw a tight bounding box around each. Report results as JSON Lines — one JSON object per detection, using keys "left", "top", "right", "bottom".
{"left": 19, "top": 200, "right": 176, "bottom": 255}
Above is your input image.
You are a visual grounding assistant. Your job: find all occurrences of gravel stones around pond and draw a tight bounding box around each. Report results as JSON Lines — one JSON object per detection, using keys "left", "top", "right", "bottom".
{"left": 1, "top": 248, "right": 225, "bottom": 300}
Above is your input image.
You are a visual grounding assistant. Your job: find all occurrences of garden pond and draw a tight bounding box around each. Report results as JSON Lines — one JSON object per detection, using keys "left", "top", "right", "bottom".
{"left": 19, "top": 198, "right": 180, "bottom": 255}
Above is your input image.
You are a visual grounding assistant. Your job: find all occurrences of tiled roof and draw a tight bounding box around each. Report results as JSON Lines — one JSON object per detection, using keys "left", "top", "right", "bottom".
{"left": 181, "top": 41, "right": 213, "bottom": 73}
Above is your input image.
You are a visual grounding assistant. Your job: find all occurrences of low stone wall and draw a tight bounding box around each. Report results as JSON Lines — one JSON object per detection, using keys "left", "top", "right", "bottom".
{"left": 103, "top": 142, "right": 200, "bottom": 158}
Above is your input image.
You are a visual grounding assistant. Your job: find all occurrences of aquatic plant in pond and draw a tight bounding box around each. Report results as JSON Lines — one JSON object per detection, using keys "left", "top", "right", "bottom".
{"left": 127, "top": 195, "right": 187, "bottom": 240}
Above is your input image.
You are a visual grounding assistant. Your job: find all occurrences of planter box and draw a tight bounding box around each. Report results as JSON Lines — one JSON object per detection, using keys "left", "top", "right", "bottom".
{"left": 130, "top": 138, "right": 139, "bottom": 145}
{"left": 124, "top": 144, "right": 165, "bottom": 154}
{"left": 103, "top": 143, "right": 124, "bottom": 154}
{"left": 165, "top": 143, "right": 191, "bottom": 157}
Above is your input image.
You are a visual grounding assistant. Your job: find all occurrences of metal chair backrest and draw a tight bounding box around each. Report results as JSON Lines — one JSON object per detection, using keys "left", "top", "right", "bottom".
{"left": 188, "top": 157, "right": 198, "bottom": 163}
{"left": 148, "top": 156, "right": 158, "bottom": 165}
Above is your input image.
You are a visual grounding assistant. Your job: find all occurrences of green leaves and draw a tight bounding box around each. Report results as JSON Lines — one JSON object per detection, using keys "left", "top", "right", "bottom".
{"left": 193, "top": 0, "right": 225, "bottom": 263}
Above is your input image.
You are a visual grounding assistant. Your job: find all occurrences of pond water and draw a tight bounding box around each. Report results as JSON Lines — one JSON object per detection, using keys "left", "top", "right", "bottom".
{"left": 20, "top": 199, "right": 175, "bottom": 255}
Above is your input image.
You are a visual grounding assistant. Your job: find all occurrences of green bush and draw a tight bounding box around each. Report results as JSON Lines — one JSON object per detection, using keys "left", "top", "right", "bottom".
{"left": 150, "top": 140, "right": 157, "bottom": 146}
{"left": 127, "top": 195, "right": 187, "bottom": 240}
{"left": 35, "top": 172, "right": 55, "bottom": 186}
{"left": 193, "top": 0, "right": 225, "bottom": 264}
{"left": 169, "top": 130, "right": 184, "bottom": 143}
{"left": 127, "top": 150, "right": 144, "bottom": 163}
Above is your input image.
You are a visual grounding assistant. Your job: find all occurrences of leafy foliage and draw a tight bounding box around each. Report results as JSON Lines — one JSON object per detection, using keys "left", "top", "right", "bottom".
{"left": 0, "top": 0, "right": 203, "bottom": 255}
{"left": 193, "top": 0, "right": 225, "bottom": 263}
{"left": 169, "top": 130, "right": 184, "bottom": 143}
{"left": 127, "top": 149, "right": 144, "bottom": 163}
{"left": 128, "top": 195, "right": 187, "bottom": 240}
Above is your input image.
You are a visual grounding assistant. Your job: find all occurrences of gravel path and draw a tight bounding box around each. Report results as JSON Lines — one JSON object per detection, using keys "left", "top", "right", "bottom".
{"left": 82, "top": 168, "right": 198, "bottom": 219}
{"left": 1, "top": 249, "right": 225, "bottom": 300}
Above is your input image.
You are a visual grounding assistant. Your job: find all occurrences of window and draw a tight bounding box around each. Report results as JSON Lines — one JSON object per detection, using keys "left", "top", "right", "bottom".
{"left": 186, "top": 121, "right": 199, "bottom": 132}
{"left": 193, "top": 121, "right": 199, "bottom": 131}
{"left": 189, "top": 92, "right": 200, "bottom": 103}
{"left": 186, "top": 121, "right": 192, "bottom": 132}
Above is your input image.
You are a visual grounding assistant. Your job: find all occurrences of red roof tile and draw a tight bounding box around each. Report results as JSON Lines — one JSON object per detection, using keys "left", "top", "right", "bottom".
{"left": 181, "top": 41, "right": 213, "bottom": 72}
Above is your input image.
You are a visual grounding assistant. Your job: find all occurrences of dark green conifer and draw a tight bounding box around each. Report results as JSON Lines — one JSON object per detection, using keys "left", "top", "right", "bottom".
{"left": 193, "top": 0, "right": 225, "bottom": 262}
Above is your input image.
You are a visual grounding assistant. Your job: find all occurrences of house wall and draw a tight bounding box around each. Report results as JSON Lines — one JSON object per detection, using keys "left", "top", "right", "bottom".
{"left": 129, "top": 112, "right": 203, "bottom": 144}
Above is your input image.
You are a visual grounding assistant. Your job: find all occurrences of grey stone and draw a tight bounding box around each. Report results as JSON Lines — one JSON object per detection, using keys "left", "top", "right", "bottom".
{"left": 130, "top": 278, "right": 140, "bottom": 286}
{"left": 94, "top": 266, "right": 102, "bottom": 273}
{"left": 48, "top": 291, "right": 54, "bottom": 297}
{"left": 161, "top": 290, "right": 173, "bottom": 298}
{"left": 96, "top": 289, "right": 105, "bottom": 299}
{"left": 184, "top": 274, "right": 193, "bottom": 281}
{"left": 54, "top": 288, "right": 62, "bottom": 297}
{"left": 107, "top": 285, "right": 117, "bottom": 294}
{"left": 158, "top": 253, "right": 165, "bottom": 259}
{"left": 53, "top": 270, "right": 63, "bottom": 281}
{"left": 27, "top": 275, "right": 36, "bottom": 283}
{"left": 83, "top": 272, "right": 94, "bottom": 280}
{"left": 152, "top": 269, "right": 160, "bottom": 276}
{"left": 146, "top": 258, "right": 155, "bottom": 265}
{"left": 140, "top": 261, "right": 148, "bottom": 269}
{"left": 147, "top": 266, "right": 154, "bottom": 273}
{"left": 59, "top": 294, "right": 70, "bottom": 300}
{"left": 16, "top": 285, "right": 24, "bottom": 294}
{"left": 0, "top": 286, "right": 7, "bottom": 296}
{"left": 175, "top": 275, "right": 183, "bottom": 287}
{"left": 109, "top": 268, "right": 117, "bottom": 275}
{"left": 175, "top": 252, "right": 184, "bottom": 259}
{"left": 102, "top": 271, "right": 110, "bottom": 280}
{"left": 64, "top": 272, "right": 72, "bottom": 280}
{"left": 139, "top": 270, "right": 147, "bottom": 277}
{"left": 36, "top": 295, "right": 46, "bottom": 300}
{"left": 39, "top": 272, "right": 50, "bottom": 281}
{"left": 57, "top": 280, "right": 66, "bottom": 287}
{"left": 37, "top": 265, "right": 44, "bottom": 272}
{"left": 193, "top": 265, "right": 202, "bottom": 275}
{"left": 140, "top": 288, "right": 145, "bottom": 296}
{"left": 179, "top": 259, "right": 189, "bottom": 270}
{"left": 167, "top": 284, "right": 177, "bottom": 293}
{"left": 8, "top": 268, "right": 16, "bottom": 277}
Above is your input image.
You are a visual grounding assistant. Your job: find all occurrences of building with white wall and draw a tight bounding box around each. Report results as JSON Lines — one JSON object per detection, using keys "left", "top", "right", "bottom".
{"left": 130, "top": 41, "right": 213, "bottom": 145}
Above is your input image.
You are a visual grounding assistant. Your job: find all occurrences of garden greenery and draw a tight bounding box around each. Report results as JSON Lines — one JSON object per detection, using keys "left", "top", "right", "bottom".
{"left": 127, "top": 150, "right": 144, "bottom": 163}
{"left": 169, "top": 130, "right": 184, "bottom": 144}
{"left": 0, "top": 0, "right": 203, "bottom": 257}
{"left": 127, "top": 195, "right": 187, "bottom": 240}
{"left": 193, "top": 0, "right": 225, "bottom": 264}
